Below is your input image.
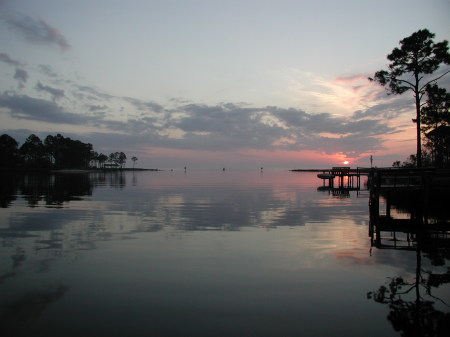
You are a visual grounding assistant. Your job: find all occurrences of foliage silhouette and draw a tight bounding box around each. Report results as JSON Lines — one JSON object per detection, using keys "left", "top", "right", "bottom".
{"left": 370, "top": 29, "right": 450, "bottom": 167}
{"left": 131, "top": 156, "right": 138, "bottom": 169}
{"left": 368, "top": 231, "right": 450, "bottom": 336}
{"left": 0, "top": 133, "right": 130, "bottom": 170}
{"left": 0, "top": 134, "right": 20, "bottom": 168}
{"left": 20, "top": 134, "right": 49, "bottom": 168}
{"left": 421, "top": 85, "right": 450, "bottom": 167}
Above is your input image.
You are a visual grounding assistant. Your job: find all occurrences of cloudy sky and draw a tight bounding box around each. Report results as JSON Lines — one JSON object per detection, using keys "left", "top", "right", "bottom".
{"left": 1, "top": 0, "right": 449, "bottom": 169}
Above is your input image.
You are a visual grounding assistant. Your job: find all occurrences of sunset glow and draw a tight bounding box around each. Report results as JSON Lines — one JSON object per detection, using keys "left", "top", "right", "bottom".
{"left": 0, "top": 1, "right": 448, "bottom": 169}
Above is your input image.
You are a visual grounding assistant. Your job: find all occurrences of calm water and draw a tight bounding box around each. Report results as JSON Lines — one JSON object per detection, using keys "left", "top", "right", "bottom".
{"left": 0, "top": 170, "right": 448, "bottom": 337}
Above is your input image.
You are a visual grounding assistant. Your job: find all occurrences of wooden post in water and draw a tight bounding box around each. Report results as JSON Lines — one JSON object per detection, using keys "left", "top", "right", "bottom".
{"left": 369, "top": 169, "right": 381, "bottom": 247}
{"left": 386, "top": 190, "right": 391, "bottom": 219}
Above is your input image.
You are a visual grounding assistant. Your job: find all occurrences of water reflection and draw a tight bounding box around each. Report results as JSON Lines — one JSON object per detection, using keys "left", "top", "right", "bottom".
{"left": 367, "top": 239, "right": 450, "bottom": 336}
{"left": 0, "top": 172, "right": 93, "bottom": 208}
{"left": 0, "top": 171, "right": 370, "bottom": 229}
{"left": 2, "top": 284, "right": 69, "bottom": 333}
{"left": 0, "top": 170, "right": 373, "bottom": 269}
{"left": 368, "top": 186, "right": 450, "bottom": 336}
{"left": 1, "top": 170, "right": 447, "bottom": 336}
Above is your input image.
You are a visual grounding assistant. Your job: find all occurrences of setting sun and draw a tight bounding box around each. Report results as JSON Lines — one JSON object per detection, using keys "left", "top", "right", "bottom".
{"left": 343, "top": 160, "right": 349, "bottom": 165}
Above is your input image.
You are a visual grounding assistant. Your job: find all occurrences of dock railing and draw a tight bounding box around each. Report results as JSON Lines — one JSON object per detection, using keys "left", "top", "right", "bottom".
{"left": 371, "top": 167, "right": 435, "bottom": 190}
{"left": 331, "top": 166, "right": 350, "bottom": 175}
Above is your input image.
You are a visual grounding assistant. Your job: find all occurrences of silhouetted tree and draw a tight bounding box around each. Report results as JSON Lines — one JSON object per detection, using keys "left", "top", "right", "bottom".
{"left": 97, "top": 153, "right": 108, "bottom": 168}
{"left": 0, "top": 134, "right": 20, "bottom": 168}
{"left": 44, "top": 134, "right": 92, "bottom": 168}
{"left": 106, "top": 152, "right": 126, "bottom": 168}
{"left": 422, "top": 85, "right": 450, "bottom": 130}
{"left": 90, "top": 151, "right": 99, "bottom": 168}
{"left": 44, "top": 134, "right": 65, "bottom": 168}
{"left": 394, "top": 152, "right": 433, "bottom": 168}
{"left": 131, "top": 156, "right": 138, "bottom": 169}
{"left": 108, "top": 153, "right": 118, "bottom": 167}
{"left": 117, "top": 152, "right": 127, "bottom": 169}
{"left": 67, "top": 139, "right": 92, "bottom": 168}
{"left": 369, "top": 29, "right": 450, "bottom": 167}
{"left": 421, "top": 84, "right": 450, "bottom": 167}
{"left": 0, "top": 133, "right": 124, "bottom": 170}
{"left": 20, "top": 134, "right": 49, "bottom": 168}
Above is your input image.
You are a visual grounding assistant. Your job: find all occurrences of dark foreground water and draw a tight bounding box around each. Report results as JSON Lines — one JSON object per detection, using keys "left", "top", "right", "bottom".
{"left": 0, "top": 170, "right": 448, "bottom": 337}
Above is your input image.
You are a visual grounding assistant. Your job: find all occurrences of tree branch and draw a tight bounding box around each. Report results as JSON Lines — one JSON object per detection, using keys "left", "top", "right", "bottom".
{"left": 393, "top": 78, "right": 415, "bottom": 88}
{"left": 425, "top": 287, "right": 450, "bottom": 307}
{"left": 419, "top": 69, "right": 450, "bottom": 92}
{"left": 396, "top": 284, "right": 416, "bottom": 295}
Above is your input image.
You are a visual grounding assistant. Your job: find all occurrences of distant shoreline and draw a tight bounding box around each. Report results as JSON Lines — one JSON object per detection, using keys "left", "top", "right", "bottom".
{"left": 53, "top": 168, "right": 162, "bottom": 173}
{"left": 1, "top": 167, "right": 370, "bottom": 174}
{"left": 290, "top": 168, "right": 372, "bottom": 173}
{"left": 290, "top": 169, "right": 326, "bottom": 172}
{"left": 0, "top": 168, "right": 162, "bottom": 173}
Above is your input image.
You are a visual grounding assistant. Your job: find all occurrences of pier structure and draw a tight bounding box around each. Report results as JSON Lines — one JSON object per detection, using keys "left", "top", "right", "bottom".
{"left": 317, "top": 167, "right": 365, "bottom": 190}
{"left": 368, "top": 168, "right": 450, "bottom": 250}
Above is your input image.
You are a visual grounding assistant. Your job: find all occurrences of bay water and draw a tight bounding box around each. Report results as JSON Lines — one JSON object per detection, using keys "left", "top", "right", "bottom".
{"left": 0, "top": 170, "right": 448, "bottom": 336}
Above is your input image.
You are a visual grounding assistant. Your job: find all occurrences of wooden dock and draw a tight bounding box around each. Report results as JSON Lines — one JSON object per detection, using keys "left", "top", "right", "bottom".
{"left": 368, "top": 168, "right": 450, "bottom": 250}
{"left": 317, "top": 166, "right": 368, "bottom": 189}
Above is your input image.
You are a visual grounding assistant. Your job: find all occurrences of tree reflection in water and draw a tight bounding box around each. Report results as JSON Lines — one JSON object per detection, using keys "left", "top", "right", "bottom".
{"left": 368, "top": 186, "right": 450, "bottom": 336}
{"left": 0, "top": 171, "right": 129, "bottom": 209}
{"left": 1, "top": 284, "right": 69, "bottom": 336}
{"left": 367, "top": 248, "right": 450, "bottom": 336}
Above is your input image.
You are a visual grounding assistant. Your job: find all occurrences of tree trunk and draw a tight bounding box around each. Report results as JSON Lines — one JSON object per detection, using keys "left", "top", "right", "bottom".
{"left": 415, "top": 81, "right": 422, "bottom": 168}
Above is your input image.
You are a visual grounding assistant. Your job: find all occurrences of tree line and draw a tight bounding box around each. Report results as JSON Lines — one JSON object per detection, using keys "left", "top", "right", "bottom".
{"left": 370, "top": 29, "right": 450, "bottom": 168}
{"left": 392, "top": 83, "right": 450, "bottom": 168}
{"left": 0, "top": 133, "right": 137, "bottom": 170}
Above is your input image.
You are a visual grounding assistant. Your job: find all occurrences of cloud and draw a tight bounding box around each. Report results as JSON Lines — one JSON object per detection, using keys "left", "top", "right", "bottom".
{"left": 38, "top": 64, "right": 58, "bottom": 78}
{"left": 156, "top": 102, "right": 395, "bottom": 156}
{"left": 351, "top": 96, "right": 413, "bottom": 120}
{"left": 0, "top": 89, "right": 393, "bottom": 158}
{"left": 35, "top": 81, "right": 65, "bottom": 101}
{"left": 286, "top": 71, "right": 387, "bottom": 115}
{"left": 13, "top": 68, "right": 28, "bottom": 88}
{"left": 0, "top": 90, "right": 163, "bottom": 136}
{"left": 310, "top": 133, "right": 386, "bottom": 156}
{"left": 0, "top": 93, "right": 90, "bottom": 124}
{"left": 87, "top": 104, "right": 107, "bottom": 112}
{"left": 123, "top": 97, "right": 164, "bottom": 113}
{"left": 1, "top": 12, "right": 70, "bottom": 51}
{"left": 73, "top": 85, "right": 114, "bottom": 101}
{"left": 0, "top": 69, "right": 403, "bottom": 162}
{"left": 167, "top": 103, "right": 285, "bottom": 150}
{"left": 0, "top": 53, "right": 28, "bottom": 88}
{"left": 0, "top": 52, "right": 23, "bottom": 66}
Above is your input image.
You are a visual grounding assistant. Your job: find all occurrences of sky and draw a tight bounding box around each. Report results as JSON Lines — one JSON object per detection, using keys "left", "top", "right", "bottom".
{"left": 0, "top": 0, "right": 449, "bottom": 170}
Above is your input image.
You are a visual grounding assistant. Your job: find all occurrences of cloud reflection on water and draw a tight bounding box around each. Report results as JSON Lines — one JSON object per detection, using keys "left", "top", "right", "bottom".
{"left": 0, "top": 170, "right": 373, "bottom": 275}
{"left": 1, "top": 170, "right": 409, "bottom": 337}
